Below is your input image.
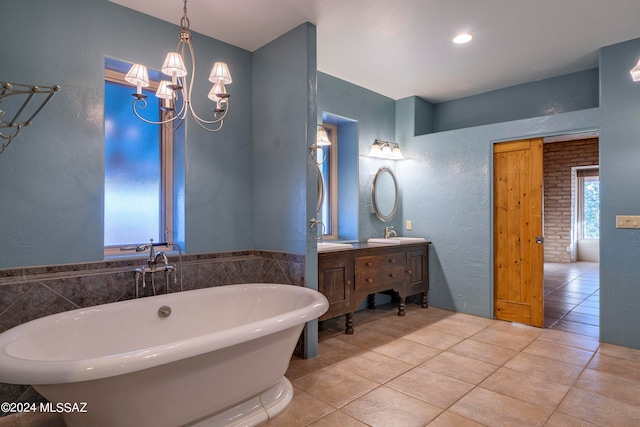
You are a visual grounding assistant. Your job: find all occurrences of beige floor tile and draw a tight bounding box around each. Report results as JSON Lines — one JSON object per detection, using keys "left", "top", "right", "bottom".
{"left": 556, "top": 387, "right": 640, "bottom": 425}
{"left": 372, "top": 337, "right": 441, "bottom": 365}
{"left": 262, "top": 388, "right": 334, "bottom": 426}
{"left": 537, "top": 329, "right": 600, "bottom": 352}
{"left": 479, "top": 367, "right": 570, "bottom": 409}
{"left": 335, "top": 326, "right": 397, "bottom": 350}
{"left": 485, "top": 320, "right": 544, "bottom": 340}
{"left": 523, "top": 339, "right": 595, "bottom": 367}
{"left": 469, "top": 327, "right": 536, "bottom": 351}
{"left": 403, "top": 327, "right": 465, "bottom": 350}
{"left": 292, "top": 365, "right": 378, "bottom": 408}
{"left": 307, "top": 410, "right": 369, "bottom": 427}
{"left": 448, "top": 312, "right": 496, "bottom": 327}
{"left": 598, "top": 342, "right": 640, "bottom": 362}
{"left": 336, "top": 350, "right": 413, "bottom": 384}
{"left": 426, "top": 411, "right": 484, "bottom": 426}
{"left": 587, "top": 352, "right": 640, "bottom": 382}
{"left": 317, "top": 336, "right": 365, "bottom": 365}
{"left": 574, "top": 368, "right": 640, "bottom": 405}
{"left": 544, "top": 412, "right": 598, "bottom": 426}
{"left": 448, "top": 338, "right": 518, "bottom": 365}
{"left": 364, "top": 314, "right": 425, "bottom": 337}
{"left": 420, "top": 351, "right": 498, "bottom": 385}
{"left": 387, "top": 367, "right": 474, "bottom": 409}
{"left": 503, "top": 352, "right": 583, "bottom": 386}
{"left": 428, "top": 317, "right": 490, "bottom": 338}
{"left": 449, "top": 387, "right": 552, "bottom": 426}
{"left": 286, "top": 356, "right": 331, "bottom": 381}
{"left": 341, "top": 386, "right": 443, "bottom": 427}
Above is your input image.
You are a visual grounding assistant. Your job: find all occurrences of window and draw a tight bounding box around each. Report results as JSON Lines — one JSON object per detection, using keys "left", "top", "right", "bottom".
{"left": 577, "top": 168, "right": 599, "bottom": 239}
{"left": 104, "top": 67, "right": 173, "bottom": 253}
{"left": 319, "top": 123, "right": 338, "bottom": 239}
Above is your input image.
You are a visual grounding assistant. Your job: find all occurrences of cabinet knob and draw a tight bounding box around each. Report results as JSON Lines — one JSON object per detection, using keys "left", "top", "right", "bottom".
{"left": 389, "top": 259, "right": 396, "bottom": 263}
{"left": 367, "top": 278, "right": 373, "bottom": 283}
{"left": 346, "top": 280, "right": 352, "bottom": 285}
{"left": 366, "top": 262, "right": 373, "bottom": 267}
{"left": 389, "top": 273, "right": 395, "bottom": 278}
{"left": 407, "top": 270, "right": 413, "bottom": 275}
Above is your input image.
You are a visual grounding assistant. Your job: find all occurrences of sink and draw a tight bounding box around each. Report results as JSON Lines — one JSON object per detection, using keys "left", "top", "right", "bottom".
{"left": 317, "top": 242, "right": 354, "bottom": 252}
{"left": 367, "top": 237, "right": 427, "bottom": 245}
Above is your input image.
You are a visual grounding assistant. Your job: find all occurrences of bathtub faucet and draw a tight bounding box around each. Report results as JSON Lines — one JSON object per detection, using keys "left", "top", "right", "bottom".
{"left": 134, "top": 239, "right": 178, "bottom": 298}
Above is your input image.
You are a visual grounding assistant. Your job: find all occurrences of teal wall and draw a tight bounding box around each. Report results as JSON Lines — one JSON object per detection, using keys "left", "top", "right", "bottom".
{"left": 599, "top": 38, "right": 640, "bottom": 349}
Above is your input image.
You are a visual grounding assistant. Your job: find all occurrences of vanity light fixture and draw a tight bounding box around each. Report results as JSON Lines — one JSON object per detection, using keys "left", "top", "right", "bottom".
{"left": 124, "top": 0, "right": 232, "bottom": 132}
{"left": 309, "top": 125, "right": 332, "bottom": 165}
{"left": 0, "top": 81, "right": 60, "bottom": 155}
{"left": 630, "top": 59, "right": 640, "bottom": 81}
{"left": 369, "top": 139, "right": 404, "bottom": 160}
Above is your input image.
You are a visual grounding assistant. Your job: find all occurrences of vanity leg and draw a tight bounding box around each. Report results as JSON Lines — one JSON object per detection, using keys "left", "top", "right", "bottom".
{"left": 367, "top": 294, "right": 376, "bottom": 309}
{"left": 345, "top": 312, "right": 354, "bottom": 335}
{"left": 397, "top": 297, "right": 406, "bottom": 317}
{"left": 421, "top": 292, "right": 429, "bottom": 308}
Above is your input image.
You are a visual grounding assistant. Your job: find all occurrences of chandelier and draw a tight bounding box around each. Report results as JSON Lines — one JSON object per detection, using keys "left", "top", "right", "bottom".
{"left": 124, "top": 0, "right": 232, "bottom": 132}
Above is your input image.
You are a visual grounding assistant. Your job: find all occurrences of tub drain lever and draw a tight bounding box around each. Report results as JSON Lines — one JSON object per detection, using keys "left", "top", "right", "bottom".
{"left": 158, "top": 305, "right": 172, "bottom": 318}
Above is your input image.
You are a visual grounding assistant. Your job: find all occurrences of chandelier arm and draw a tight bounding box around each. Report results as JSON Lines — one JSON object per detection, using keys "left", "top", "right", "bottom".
{"left": 188, "top": 100, "right": 229, "bottom": 125}
{"left": 132, "top": 98, "right": 181, "bottom": 126}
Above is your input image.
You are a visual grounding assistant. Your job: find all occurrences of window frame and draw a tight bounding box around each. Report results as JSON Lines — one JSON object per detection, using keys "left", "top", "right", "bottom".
{"left": 321, "top": 123, "right": 339, "bottom": 240}
{"left": 104, "top": 69, "right": 174, "bottom": 255}
{"left": 576, "top": 166, "right": 599, "bottom": 241}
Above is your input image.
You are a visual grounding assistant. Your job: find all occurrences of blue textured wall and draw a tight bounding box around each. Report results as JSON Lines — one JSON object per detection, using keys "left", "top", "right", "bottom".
{"left": 433, "top": 69, "right": 599, "bottom": 132}
{"left": 252, "top": 24, "right": 317, "bottom": 255}
{"left": 318, "top": 73, "right": 398, "bottom": 241}
{"left": 599, "top": 38, "right": 640, "bottom": 349}
{"left": 0, "top": 0, "right": 252, "bottom": 268}
{"left": 399, "top": 109, "right": 600, "bottom": 318}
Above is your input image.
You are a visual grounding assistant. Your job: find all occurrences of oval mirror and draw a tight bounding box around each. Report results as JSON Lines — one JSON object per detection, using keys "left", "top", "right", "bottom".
{"left": 316, "top": 165, "right": 324, "bottom": 214}
{"left": 371, "top": 165, "right": 398, "bottom": 222}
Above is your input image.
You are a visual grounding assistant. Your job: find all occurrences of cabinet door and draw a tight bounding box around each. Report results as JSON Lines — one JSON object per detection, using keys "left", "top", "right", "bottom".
{"left": 318, "top": 253, "right": 354, "bottom": 320}
{"left": 405, "top": 247, "right": 428, "bottom": 295}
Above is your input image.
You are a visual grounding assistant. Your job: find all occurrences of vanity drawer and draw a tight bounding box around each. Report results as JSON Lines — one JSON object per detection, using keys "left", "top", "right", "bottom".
{"left": 354, "top": 253, "right": 405, "bottom": 290}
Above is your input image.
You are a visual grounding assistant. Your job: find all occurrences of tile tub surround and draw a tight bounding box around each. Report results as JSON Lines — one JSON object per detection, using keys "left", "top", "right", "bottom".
{"left": 0, "top": 250, "right": 305, "bottom": 412}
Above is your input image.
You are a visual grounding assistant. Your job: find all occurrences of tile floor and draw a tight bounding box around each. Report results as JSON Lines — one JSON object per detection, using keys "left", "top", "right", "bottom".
{"left": 262, "top": 262, "right": 640, "bottom": 426}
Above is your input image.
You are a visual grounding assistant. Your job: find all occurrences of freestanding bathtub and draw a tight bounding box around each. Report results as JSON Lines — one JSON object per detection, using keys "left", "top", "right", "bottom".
{"left": 0, "top": 283, "right": 328, "bottom": 427}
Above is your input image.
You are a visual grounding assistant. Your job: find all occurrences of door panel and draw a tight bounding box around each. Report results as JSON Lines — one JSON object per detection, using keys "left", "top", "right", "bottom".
{"left": 494, "top": 138, "right": 544, "bottom": 327}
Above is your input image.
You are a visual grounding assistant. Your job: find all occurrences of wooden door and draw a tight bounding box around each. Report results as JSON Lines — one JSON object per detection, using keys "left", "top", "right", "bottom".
{"left": 494, "top": 138, "right": 544, "bottom": 327}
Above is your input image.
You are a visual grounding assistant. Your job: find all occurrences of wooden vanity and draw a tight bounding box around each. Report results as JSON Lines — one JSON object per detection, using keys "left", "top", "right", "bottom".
{"left": 318, "top": 241, "right": 430, "bottom": 334}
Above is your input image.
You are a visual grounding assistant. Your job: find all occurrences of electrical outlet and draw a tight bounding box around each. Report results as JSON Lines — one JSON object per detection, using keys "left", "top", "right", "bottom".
{"left": 406, "top": 220, "right": 412, "bottom": 230}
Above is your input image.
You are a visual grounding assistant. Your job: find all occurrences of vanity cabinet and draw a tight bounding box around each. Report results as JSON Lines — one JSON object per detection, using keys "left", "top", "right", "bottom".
{"left": 318, "top": 242, "right": 429, "bottom": 334}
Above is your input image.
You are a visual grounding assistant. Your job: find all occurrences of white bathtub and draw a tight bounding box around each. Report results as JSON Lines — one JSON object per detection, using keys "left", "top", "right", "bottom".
{"left": 0, "top": 283, "right": 328, "bottom": 427}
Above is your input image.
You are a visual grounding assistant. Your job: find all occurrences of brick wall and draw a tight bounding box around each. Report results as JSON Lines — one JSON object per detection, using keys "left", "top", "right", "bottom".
{"left": 543, "top": 138, "right": 599, "bottom": 262}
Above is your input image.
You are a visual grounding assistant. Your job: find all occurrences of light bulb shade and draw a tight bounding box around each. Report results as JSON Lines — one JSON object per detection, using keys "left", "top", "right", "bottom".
{"left": 631, "top": 59, "right": 640, "bottom": 82}
{"left": 207, "top": 84, "right": 220, "bottom": 102}
{"left": 381, "top": 143, "right": 392, "bottom": 156}
{"left": 161, "top": 52, "right": 188, "bottom": 78}
{"left": 125, "top": 64, "right": 150, "bottom": 88}
{"left": 369, "top": 141, "right": 383, "bottom": 157}
{"left": 209, "top": 62, "right": 233, "bottom": 84}
{"left": 212, "top": 82, "right": 228, "bottom": 98}
{"left": 316, "top": 127, "right": 331, "bottom": 146}
{"left": 391, "top": 144, "right": 405, "bottom": 159}
{"left": 155, "top": 80, "right": 174, "bottom": 99}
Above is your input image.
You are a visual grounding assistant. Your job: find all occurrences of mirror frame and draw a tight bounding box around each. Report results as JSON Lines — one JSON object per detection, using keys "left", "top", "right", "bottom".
{"left": 316, "top": 164, "right": 324, "bottom": 214}
{"left": 371, "top": 165, "right": 399, "bottom": 222}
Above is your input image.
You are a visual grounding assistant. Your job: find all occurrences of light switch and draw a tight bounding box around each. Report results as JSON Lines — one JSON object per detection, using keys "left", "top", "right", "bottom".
{"left": 616, "top": 215, "right": 640, "bottom": 228}
{"left": 406, "top": 220, "right": 412, "bottom": 230}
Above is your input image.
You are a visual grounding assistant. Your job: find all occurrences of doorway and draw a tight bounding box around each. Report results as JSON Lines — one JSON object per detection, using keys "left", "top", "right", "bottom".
{"left": 493, "top": 134, "right": 600, "bottom": 330}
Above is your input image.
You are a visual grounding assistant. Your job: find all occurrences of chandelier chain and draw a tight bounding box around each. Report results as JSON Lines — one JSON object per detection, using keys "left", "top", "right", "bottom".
{"left": 180, "top": 0, "right": 190, "bottom": 31}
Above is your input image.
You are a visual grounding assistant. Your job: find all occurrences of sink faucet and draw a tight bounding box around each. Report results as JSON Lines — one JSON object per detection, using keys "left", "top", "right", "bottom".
{"left": 384, "top": 226, "right": 397, "bottom": 239}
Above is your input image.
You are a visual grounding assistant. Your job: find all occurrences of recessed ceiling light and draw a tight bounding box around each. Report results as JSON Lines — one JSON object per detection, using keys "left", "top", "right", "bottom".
{"left": 453, "top": 33, "right": 473, "bottom": 44}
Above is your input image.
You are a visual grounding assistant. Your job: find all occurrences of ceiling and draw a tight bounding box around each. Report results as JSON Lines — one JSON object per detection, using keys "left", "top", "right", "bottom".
{"left": 110, "top": 0, "right": 640, "bottom": 103}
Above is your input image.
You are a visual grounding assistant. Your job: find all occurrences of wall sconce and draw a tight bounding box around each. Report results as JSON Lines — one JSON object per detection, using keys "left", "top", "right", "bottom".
{"left": 369, "top": 139, "right": 404, "bottom": 160}
{"left": 0, "top": 81, "right": 60, "bottom": 155}
{"left": 309, "top": 125, "right": 332, "bottom": 165}
{"left": 631, "top": 59, "right": 640, "bottom": 81}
